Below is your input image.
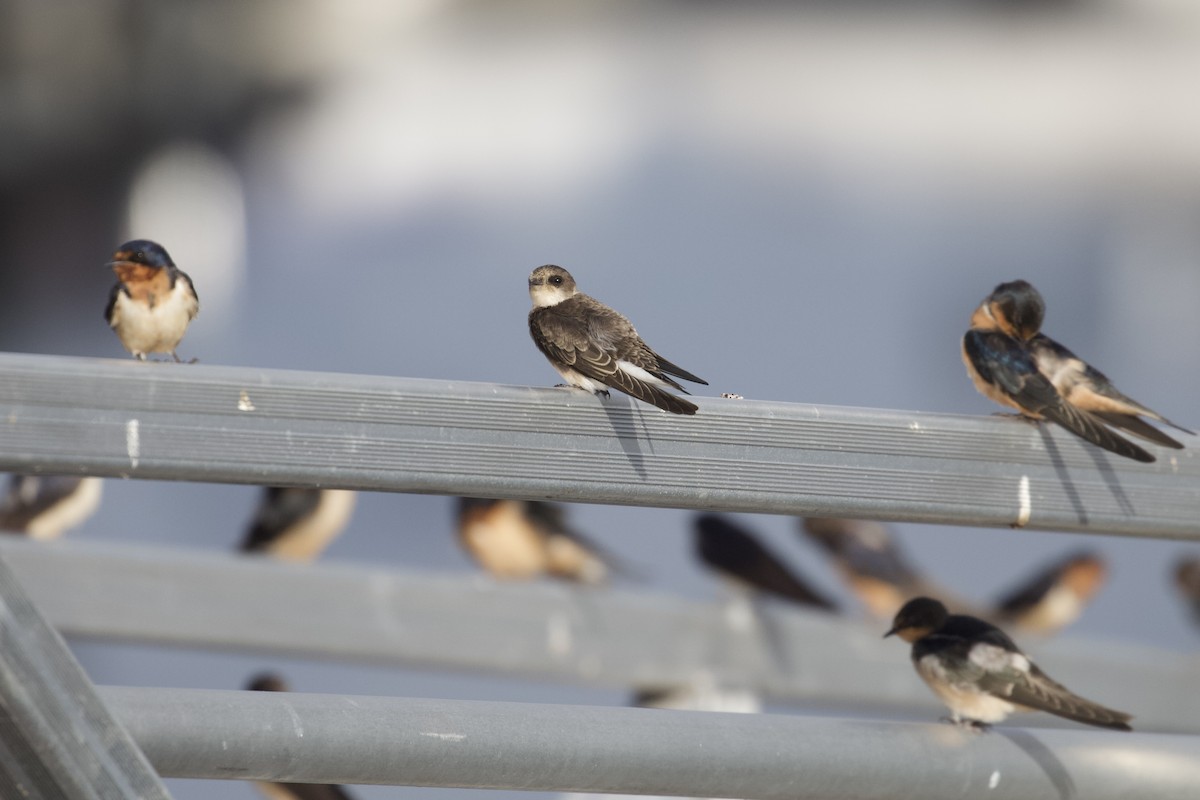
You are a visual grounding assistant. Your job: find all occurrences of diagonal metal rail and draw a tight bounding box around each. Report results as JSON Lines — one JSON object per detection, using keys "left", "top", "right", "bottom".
{"left": 0, "top": 352, "right": 1196, "bottom": 537}
{"left": 101, "top": 686, "right": 1200, "bottom": 799}
{"left": 6, "top": 540, "right": 1196, "bottom": 733}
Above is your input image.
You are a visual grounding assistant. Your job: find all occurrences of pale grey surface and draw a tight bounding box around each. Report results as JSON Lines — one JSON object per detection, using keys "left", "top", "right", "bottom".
{"left": 102, "top": 686, "right": 1200, "bottom": 799}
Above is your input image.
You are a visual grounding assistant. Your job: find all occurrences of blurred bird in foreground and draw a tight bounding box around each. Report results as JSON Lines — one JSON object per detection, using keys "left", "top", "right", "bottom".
{"left": 457, "top": 497, "right": 628, "bottom": 584}
{"left": 1174, "top": 556, "right": 1200, "bottom": 628}
{"left": 800, "top": 517, "right": 977, "bottom": 619}
{"left": 240, "top": 488, "right": 357, "bottom": 562}
{"left": 885, "top": 597, "right": 1132, "bottom": 731}
{"left": 992, "top": 550, "right": 1107, "bottom": 636}
{"left": 695, "top": 514, "right": 836, "bottom": 611}
{"left": 246, "top": 673, "right": 356, "bottom": 800}
{"left": 961, "top": 279, "right": 1153, "bottom": 462}
{"left": 104, "top": 239, "right": 199, "bottom": 362}
{"left": 0, "top": 475, "right": 103, "bottom": 539}
{"left": 527, "top": 265, "right": 708, "bottom": 415}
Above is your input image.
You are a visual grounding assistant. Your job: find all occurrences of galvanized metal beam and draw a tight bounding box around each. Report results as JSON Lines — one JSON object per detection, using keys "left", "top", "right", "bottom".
{"left": 101, "top": 686, "right": 1200, "bottom": 799}
{"left": 7, "top": 539, "right": 1195, "bottom": 733}
{"left": 0, "top": 353, "right": 1196, "bottom": 538}
{"left": 0, "top": 553, "right": 172, "bottom": 800}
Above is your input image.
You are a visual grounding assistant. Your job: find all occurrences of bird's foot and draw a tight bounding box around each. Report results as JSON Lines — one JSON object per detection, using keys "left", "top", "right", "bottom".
{"left": 942, "top": 717, "right": 991, "bottom": 733}
{"left": 721, "top": 392, "right": 744, "bottom": 400}
{"left": 991, "top": 412, "right": 1040, "bottom": 426}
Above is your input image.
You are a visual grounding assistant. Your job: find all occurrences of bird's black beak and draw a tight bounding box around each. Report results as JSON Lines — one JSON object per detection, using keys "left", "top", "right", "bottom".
{"left": 883, "top": 626, "right": 898, "bottom": 639}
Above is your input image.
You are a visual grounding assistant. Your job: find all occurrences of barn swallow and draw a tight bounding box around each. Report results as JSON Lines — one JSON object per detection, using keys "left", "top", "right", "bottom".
{"left": 0, "top": 475, "right": 103, "bottom": 539}
{"left": 1028, "top": 333, "right": 1192, "bottom": 450}
{"left": 962, "top": 280, "right": 1154, "bottom": 462}
{"left": 246, "top": 673, "right": 356, "bottom": 800}
{"left": 240, "top": 488, "right": 357, "bottom": 562}
{"left": 1173, "top": 556, "right": 1200, "bottom": 627}
{"left": 528, "top": 265, "right": 707, "bottom": 415}
{"left": 457, "top": 497, "right": 628, "bottom": 584}
{"left": 992, "top": 550, "right": 1107, "bottom": 635}
{"left": 799, "top": 517, "right": 983, "bottom": 619}
{"left": 104, "top": 239, "right": 199, "bottom": 361}
{"left": 885, "top": 596, "right": 1131, "bottom": 731}
{"left": 695, "top": 514, "right": 836, "bottom": 610}
{"left": 632, "top": 674, "right": 762, "bottom": 714}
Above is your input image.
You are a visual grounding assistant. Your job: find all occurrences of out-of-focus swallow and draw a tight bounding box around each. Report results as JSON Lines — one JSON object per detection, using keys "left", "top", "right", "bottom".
{"left": 694, "top": 514, "right": 836, "bottom": 611}
{"left": 1027, "top": 334, "right": 1192, "bottom": 450}
{"left": 528, "top": 265, "right": 707, "bottom": 415}
{"left": 885, "top": 596, "right": 1132, "bottom": 731}
{"left": 0, "top": 475, "right": 103, "bottom": 539}
{"left": 799, "top": 517, "right": 968, "bottom": 619}
{"left": 246, "top": 673, "right": 356, "bottom": 800}
{"left": 104, "top": 239, "right": 199, "bottom": 361}
{"left": 457, "top": 497, "right": 627, "bottom": 584}
{"left": 962, "top": 280, "right": 1153, "bottom": 462}
{"left": 1174, "top": 556, "right": 1200, "bottom": 627}
{"left": 240, "top": 488, "right": 357, "bottom": 562}
{"left": 632, "top": 674, "right": 762, "bottom": 714}
{"left": 992, "top": 550, "right": 1107, "bottom": 635}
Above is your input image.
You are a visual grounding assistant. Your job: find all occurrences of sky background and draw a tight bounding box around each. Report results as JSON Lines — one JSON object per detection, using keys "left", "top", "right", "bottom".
{"left": 1, "top": 2, "right": 1199, "bottom": 799}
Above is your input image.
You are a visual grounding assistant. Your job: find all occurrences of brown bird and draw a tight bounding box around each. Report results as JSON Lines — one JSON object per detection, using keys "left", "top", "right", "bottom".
{"left": 0, "top": 475, "right": 103, "bottom": 539}
{"left": 1174, "top": 556, "right": 1200, "bottom": 628}
{"left": 992, "top": 550, "right": 1107, "bottom": 635}
{"left": 527, "top": 265, "right": 707, "bottom": 415}
{"left": 886, "top": 597, "right": 1132, "bottom": 731}
{"left": 962, "top": 280, "right": 1153, "bottom": 462}
{"left": 246, "top": 673, "right": 356, "bottom": 800}
{"left": 104, "top": 239, "right": 199, "bottom": 362}
{"left": 456, "top": 497, "right": 625, "bottom": 584}
{"left": 695, "top": 514, "right": 836, "bottom": 610}
{"left": 239, "top": 487, "right": 357, "bottom": 562}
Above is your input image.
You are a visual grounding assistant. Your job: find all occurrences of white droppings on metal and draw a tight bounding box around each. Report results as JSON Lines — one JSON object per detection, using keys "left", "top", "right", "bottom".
{"left": 125, "top": 419, "right": 140, "bottom": 468}
{"left": 1015, "top": 475, "right": 1031, "bottom": 528}
{"left": 909, "top": 421, "right": 921, "bottom": 431}
{"left": 988, "top": 770, "right": 1001, "bottom": 789}
{"left": 237, "top": 390, "right": 256, "bottom": 411}
{"left": 547, "top": 611, "right": 572, "bottom": 657}
{"left": 421, "top": 732, "right": 466, "bottom": 742}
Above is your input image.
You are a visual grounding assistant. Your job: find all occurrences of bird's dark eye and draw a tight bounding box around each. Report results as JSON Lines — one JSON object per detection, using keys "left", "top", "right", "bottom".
{"left": 549, "top": 275, "right": 563, "bottom": 285}
{"left": 135, "top": 251, "right": 145, "bottom": 261}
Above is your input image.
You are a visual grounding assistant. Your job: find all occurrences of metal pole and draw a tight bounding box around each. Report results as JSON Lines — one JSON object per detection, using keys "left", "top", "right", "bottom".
{"left": 0, "top": 352, "right": 1196, "bottom": 537}
{"left": 0, "top": 554, "right": 171, "bottom": 800}
{"left": 102, "top": 686, "right": 1200, "bottom": 800}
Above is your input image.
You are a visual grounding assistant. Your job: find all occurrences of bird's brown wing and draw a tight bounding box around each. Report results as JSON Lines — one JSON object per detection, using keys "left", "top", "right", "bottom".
{"left": 992, "top": 664, "right": 1132, "bottom": 731}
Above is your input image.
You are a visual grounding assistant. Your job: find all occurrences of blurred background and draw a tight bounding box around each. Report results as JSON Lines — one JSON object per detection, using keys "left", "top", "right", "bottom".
{"left": 2, "top": 1, "right": 1199, "bottom": 798}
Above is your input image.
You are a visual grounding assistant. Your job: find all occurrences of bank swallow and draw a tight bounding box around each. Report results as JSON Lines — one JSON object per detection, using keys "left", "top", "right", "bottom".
{"left": 240, "top": 487, "right": 357, "bottom": 562}
{"left": 885, "top": 596, "right": 1132, "bottom": 731}
{"left": 962, "top": 280, "right": 1153, "bottom": 462}
{"left": 457, "top": 497, "right": 626, "bottom": 584}
{"left": 104, "top": 239, "right": 199, "bottom": 361}
{"left": 0, "top": 475, "right": 103, "bottom": 539}
{"left": 528, "top": 265, "right": 707, "bottom": 415}
{"left": 992, "top": 550, "right": 1107, "bottom": 636}
{"left": 695, "top": 514, "right": 836, "bottom": 610}
{"left": 246, "top": 673, "right": 356, "bottom": 800}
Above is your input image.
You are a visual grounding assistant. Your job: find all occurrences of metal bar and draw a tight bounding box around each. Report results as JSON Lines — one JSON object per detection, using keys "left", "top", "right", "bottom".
{"left": 7, "top": 539, "right": 1196, "bottom": 733}
{"left": 0, "top": 552, "right": 172, "bottom": 800}
{"left": 101, "top": 686, "right": 1200, "bottom": 799}
{"left": 0, "top": 352, "right": 1195, "bottom": 538}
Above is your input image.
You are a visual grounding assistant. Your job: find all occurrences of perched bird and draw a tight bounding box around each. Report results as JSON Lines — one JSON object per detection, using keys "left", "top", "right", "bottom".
{"left": 800, "top": 517, "right": 970, "bottom": 619}
{"left": 527, "top": 265, "right": 707, "bottom": 415}
{"left": 962, "top": 280, "right": 1153, "bottom": 462}
{"left": 885, "top": 596, "right": 1131, "bottom": 731}
{"left": 1173, "top": 556, "right": 1200, "bottom": 627}
{"left": 1028, "top": 334, "right": 1192, "bottom": 450}
{"left": 104, "top": 239, "right": 199, "bottom": 361}
{"left": 0, "top": 475, "right": 103, "bottom": 539}
{"left": 246, "top": 673, "right": 356, "bottom": 800}
{"left": 456, "top": 497, "right": 624, "bottom": 584}
{"left": 992, "top": 550, "right": 1107, "bottom": 635}
{"left": 695, "top": 514, "right": 836, "bottom": 611}
{"left": 240, "top": 488, "right": 357, "bottom": 562}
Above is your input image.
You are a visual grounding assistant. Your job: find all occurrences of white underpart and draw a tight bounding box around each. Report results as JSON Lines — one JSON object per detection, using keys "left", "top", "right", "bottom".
{"left": 1018, "top": 583, "right": 1083, "bottom": 632}
{"left": 266, "top": 490, "right": 357, "bottom": 562}
{"left": 552, "top": 364, "right": 608, "bottom": 394}
{"left": 529, "top": 282, "right": 573, "bottom": 308}
{"left": 916, "top": 653, "right": 1017, "bottom": 723}
{"left": 25, "top": 478, "right": 103, "bottom": 540}
{"left": 616, "top": 359, "right": 671, "bottom": 388}
{"left": 109, "top": 278, "right": 198, "bottom": 356}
